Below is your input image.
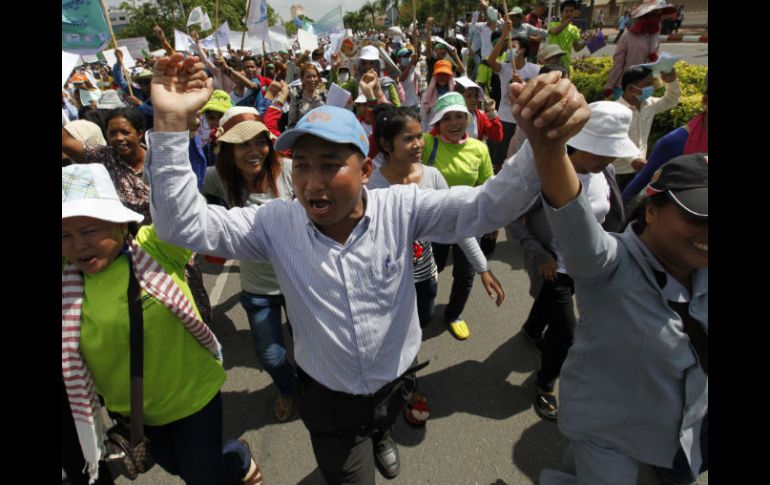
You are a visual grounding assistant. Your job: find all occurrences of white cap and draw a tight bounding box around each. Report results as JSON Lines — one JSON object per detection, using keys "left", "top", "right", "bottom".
{"left": 62, "top": 164, "right": 144, "bottom": 223}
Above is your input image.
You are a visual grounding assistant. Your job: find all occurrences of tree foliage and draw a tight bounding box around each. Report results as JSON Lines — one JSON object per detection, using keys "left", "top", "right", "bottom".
{"left": 116, "top": 0, "right": 281, "bottom": 49}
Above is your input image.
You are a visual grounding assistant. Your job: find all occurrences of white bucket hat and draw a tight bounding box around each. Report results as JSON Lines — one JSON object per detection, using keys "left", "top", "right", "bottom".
{"left": 454, "top": 76, "right": 484, "bottom": 101}
{"left": 62, "top": 164, "right": 144, "bottom": 223}
{"left": 95, "top": 90, "right": 126, "bottom": 110}
{"left": 359, "top": 45, "right": 380, "bottom": 61}
{"left": 429, "top": 92, "right": 470, "bottom": 127}
{"left": 567, "top": 101, "right": 640, "bottom": 158}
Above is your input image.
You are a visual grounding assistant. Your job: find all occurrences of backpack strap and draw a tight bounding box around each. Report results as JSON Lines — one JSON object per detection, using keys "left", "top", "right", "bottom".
{"left": 427, "top": 136, "right": 439, "bottom": 166}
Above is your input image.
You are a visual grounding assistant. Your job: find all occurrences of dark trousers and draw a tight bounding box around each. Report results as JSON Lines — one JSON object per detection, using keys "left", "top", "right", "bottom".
{"left": 62, "top": 380, "right": 115, "bottom": 485}
{"left": 488, "top": 121, "right": 517, "bottom": 172}
{"left": 523, "top": 273, "right": 576, "bottom": 392}
{"left": 415, "top": 277, "right": 438, "bottom": 328}
{"left": 432, "top": 243, "right": 475, "bottom": 323}
{"left": 143, "top": 393, "right": 251, "bottom": 485}
{"left": 614, "top": 29, "right": 625, "bottom": 43}
{"left": 297, "top": 367, "right": 416, "bottom": 485}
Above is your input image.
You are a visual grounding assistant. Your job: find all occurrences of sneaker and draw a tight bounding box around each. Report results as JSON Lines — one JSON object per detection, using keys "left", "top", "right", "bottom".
{"left": 448, "top": 318, "right": 470, "bottom": 340}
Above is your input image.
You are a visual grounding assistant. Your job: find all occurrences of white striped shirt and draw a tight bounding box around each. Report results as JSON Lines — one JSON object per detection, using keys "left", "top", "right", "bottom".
{"left": 145, "top": 132, "right": 541, "bottom": 395}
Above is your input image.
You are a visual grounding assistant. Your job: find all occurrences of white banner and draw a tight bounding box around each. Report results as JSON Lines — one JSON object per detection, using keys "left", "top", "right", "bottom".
{"left": 62, "top": 51, "right": 82, "bottom": 88}
{"left": 297, "top": 28, "right": 319, "bottom": 53}
{"left": 101, "top": 47, "right": 135, "bottom": 69}
{"left": 174, "top": 29, "right": 195, "bottom": 52}
{"left": 187, "top": 7, "right": 205, "bottom": 26}
{"left": 326, "top": 83, "right": 352, "bottom": 108}
{"left": 200, "top": 22, "right": 232, "bottom": 51}
{"left": 268, "top": 26, "right": 291, "bottom": 52}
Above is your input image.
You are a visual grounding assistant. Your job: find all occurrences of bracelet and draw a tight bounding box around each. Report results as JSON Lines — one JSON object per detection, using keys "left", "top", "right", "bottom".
{"left": 273, "top": 99, "right": 284, "bottom": 107}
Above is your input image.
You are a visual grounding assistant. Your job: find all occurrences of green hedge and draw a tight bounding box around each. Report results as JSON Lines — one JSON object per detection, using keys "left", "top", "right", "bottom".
{"left": 569, "top": 57, "right": 707, "bottom": 153}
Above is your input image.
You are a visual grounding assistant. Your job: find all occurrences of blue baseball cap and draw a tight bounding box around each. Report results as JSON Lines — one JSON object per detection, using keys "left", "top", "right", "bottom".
{"left": 275, "top": 106, "right": 369, "bottom": 156}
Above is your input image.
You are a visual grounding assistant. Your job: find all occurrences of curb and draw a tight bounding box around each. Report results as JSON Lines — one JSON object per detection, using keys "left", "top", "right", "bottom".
{"left": 659, "top": 34, "right": 708, "bottom": 43}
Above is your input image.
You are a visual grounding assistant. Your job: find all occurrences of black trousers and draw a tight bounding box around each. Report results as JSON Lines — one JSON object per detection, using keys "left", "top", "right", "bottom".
{"left": 296, "top": 367, "right": 416, "bottom": 485}
{"left": 523, "top": 273, "right": 576, "bottom": 392}
{"left": 432, "top": 243, "right": 475, "bottom": 323}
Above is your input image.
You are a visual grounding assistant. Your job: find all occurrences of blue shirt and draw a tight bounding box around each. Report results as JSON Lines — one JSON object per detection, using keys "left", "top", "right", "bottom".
{"left": 112, "top": 62, "right": 154, "bottom": 129}
{"left": 188, "top": 134, "right": 208, "bottom": 190}
{"left": 622, "top": 127, "right": 688, "bottom": 203}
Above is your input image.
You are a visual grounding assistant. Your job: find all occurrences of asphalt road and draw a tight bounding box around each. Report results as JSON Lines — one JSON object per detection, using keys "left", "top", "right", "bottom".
{"left": 115, "top": 229, "right": 707, "bottom": 485}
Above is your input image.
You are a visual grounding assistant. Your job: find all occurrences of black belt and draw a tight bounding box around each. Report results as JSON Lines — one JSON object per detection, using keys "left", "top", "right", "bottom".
{"left": 297, "top": 359, "right": 430, "bottom": 400}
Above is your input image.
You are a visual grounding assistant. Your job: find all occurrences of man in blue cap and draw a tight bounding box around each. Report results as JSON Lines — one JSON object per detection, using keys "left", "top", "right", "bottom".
{"left": 145, "top": 53, "right": 590, "bottom": 484}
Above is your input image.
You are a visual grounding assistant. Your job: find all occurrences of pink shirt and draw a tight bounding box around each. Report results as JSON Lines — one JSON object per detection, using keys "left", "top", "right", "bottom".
{"left": 604, "top": 31, "right": 660, "bottom": 91}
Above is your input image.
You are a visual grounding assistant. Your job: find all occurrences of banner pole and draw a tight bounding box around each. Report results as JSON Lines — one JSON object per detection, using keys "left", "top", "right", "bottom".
{"left": 97, "top": 0, "right": 133, "bottom": 97}
{"left": 215, "top": 0, "right": 222, "bottom": 55}
{"left": 500, "top": 1, "right": 517, "bottom": 76}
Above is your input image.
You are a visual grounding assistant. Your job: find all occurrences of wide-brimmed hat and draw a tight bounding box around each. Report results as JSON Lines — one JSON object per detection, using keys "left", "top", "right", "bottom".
{"left": 200, "top": 90, "right": 233, "bottom": 114}
{"left": 433, "top": 59, "right": 454, "bottom": 77}
{"left": 62, "top": 163, "right": 144, "bottom": 223}
{"left": 646, "top": 153, "right": 708, "bottom": 219}
{"left": 359, "top": 45, "right": 380, "bottom": 61}
{"left": 95, "top": 90, "right": 126, "bottom": 109}
{"left": 64, "top": 120, "right": 107, "bottom": 147}
{"left": 509, "top": 6, "right": 524, "bottom": 16}
{"left": 275, "top": 105, "right": 369, "bottom": 156}
{"left": 397, "top": 47, "right": 413, "bottom": 57}
{"left": 132, "top": 69, "right": 153, "bottom": 81}
{"left": 540, "top": 44, "right": 566, "bottom": 62}
{"left": 632, "top": 0, "right": 677, "bottom": 18}
{"left": 567, "top": 101, "right": 639, "bottom": 158}
{"left": 454, "top": 76, "right": 484, "bottom": 101}
{"left": 216, "top": 107, "right": 272, "bottom": 144}
{"left": 430, "top": 92, "right": 470, "bottom": 126}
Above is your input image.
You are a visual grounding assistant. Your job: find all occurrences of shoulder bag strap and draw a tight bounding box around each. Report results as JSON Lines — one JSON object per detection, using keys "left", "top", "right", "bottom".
{"left": 126, "top": 259, "right": 146, "bottom": 447}
{"left": 427, "top": 136, "right": 439, "bottom": 166}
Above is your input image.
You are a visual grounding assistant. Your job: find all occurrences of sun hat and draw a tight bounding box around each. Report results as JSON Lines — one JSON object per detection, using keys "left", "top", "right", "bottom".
{"left": 216, "top": 107, "right": 272, "bottom": 144}
{"left": 132, "top": 69, "right": 153, "bottom": 81}
{"left": 62, "top": 163, "right": 144, "bottom": 223}
{"left": 200, "top": 90, "right": 233, "bottom": 114}
{"left": 274, "top": 105, "right": 369, "bottom": 156}
{"left": 455, "top": 33, "right": 467, "bottom": 44}
{"left": 69, "top": 73, "right": 87, "bottom": 84}
{"left": 454, "top": 76, "right": 484, "bottom": 101}
{"left": 397, "top": 47, "right": 413, "bottom": 57}
{"left": 429, "top": 92, "right": 470, "bottom": 126}
{"left": 567, "top": 101, "right": 639, "bottom": 158}
{"left": 645, "top": 153, "right": 708, "bottom": 219}
{"left": 632, "top": 0, "right": 677, "bottom": 18}
{"left": 63, "top": 120, "right": 107, "bottom": 147}
{"left": 486, "top": 6, "right": 499, "bottom": 21}
{"left": 95, "top": 90, "right": 126, "bottom": 109}
{"left": 540, "top": 44, "right": 566, "bottom": 62}
{"left": 354, "top": 93, "right": 367, "bottom": 104}
{"left": 433, "top": 59, "right": 454, "bottom": 77}
{"left": 509, "top": 6, "right": 524, "bottom": 16}
{"left": 359, "top": 45, "right": 380, "bottom": 61}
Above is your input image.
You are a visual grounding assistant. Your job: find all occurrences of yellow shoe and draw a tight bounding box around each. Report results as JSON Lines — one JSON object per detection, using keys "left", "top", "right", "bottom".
{"left": 448, "top": 318, "right": 470, "bottom": 340}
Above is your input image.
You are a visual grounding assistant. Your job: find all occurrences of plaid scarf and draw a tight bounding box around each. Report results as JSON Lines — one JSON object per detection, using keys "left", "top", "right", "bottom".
{"left": 62, "top": 239, "right": 222, "bottom": 484}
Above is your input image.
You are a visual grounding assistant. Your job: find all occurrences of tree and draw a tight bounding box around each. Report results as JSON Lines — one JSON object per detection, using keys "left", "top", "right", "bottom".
{"left": 360, "top": 2, "right": 378, "bottom": 30}
{"left": 115, "top": 0, "right": 281, "bottom": 49}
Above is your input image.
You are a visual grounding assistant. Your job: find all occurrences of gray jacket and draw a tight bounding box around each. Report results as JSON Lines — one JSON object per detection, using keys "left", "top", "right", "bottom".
{"left": 544, "top": 191, "right": 707, "bottom": 475}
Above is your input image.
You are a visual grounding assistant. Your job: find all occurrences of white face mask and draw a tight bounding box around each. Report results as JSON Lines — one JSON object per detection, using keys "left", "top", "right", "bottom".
{"left": 339, "top": 72, "right": 350, "bottom": 83}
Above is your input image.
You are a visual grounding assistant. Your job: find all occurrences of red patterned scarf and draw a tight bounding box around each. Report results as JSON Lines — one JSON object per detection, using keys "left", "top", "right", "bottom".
{"left": 62, "top": 239, "right": 222, "bottom": 484}
{"left": 684, "top": 112, "right": 708, "bottom": 155}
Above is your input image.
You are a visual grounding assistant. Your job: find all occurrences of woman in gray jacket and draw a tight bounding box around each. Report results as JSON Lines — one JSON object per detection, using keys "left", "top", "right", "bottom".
{"left": 510, "top": 59, "right": 707, "bottom": 485}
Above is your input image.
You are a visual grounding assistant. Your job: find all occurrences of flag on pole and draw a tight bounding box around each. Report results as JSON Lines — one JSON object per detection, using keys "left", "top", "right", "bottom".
{"left": 200, "top": 22, "right": 232, "bottom": 51}
{"left": 245, "top": 0, "right": 269, "bottom": 34}
{"left": 313, "top": 6, "right": 345, "bottom": 36}
{"left": 187, "top": 7, "right": 205, "bottom": 26}
{"left": 62, "top": 0, "right": 110, "bottom": 54}
{"left": 201, "top": 13, "right": 212, "bottom": 31}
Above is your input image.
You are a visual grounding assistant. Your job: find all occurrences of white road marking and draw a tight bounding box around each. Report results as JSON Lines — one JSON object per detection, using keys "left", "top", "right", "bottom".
{"left": 209, "top": 260, "right": 234, "bottom": 305}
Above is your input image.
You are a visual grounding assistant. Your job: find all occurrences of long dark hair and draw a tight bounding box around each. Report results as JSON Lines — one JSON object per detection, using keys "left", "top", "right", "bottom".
{"left": 215, "top": 132, "right": 282, "bottom": 208}
{"left": 372, "top": 104, "right": 421, "bottom": 156}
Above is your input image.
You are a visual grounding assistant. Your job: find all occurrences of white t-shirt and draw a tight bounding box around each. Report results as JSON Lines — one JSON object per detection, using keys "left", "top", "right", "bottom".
{"left": 479, "top": 24, "right": 497, "bottom": 58}
{"left": 401, "top": 65, "right": 420, "bottom": 107}
{"left": 497, "top": 61, "right": 540, "bottom": 123}
{"left": 554, "top": 171, "right": 610, "bottom": 274}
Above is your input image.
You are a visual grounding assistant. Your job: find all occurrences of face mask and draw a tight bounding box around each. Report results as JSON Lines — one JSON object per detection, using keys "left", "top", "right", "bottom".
{"left": 436, "top": 85, "right": 450, "bottom": 96}
{"left": 339, "top": 72, "right": 350, "bottom": 83}
{"left": 635, "top": 85, "right": 654, "bottom": 102}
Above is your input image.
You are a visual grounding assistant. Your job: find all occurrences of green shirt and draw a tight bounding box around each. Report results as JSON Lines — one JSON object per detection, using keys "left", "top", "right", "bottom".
{"left": 421, "top": 133, "right": 493, "bottom": 188}
{"left": 76, "top": 225, "right": 226, "bottom": 426}
{"left": 547, "top": 22, "right": 581, "bottom": 67}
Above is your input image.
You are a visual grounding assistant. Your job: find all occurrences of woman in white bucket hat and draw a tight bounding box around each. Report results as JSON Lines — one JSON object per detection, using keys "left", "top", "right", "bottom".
{"left": 62, "top": 164, "right": 263, "bottom": 485}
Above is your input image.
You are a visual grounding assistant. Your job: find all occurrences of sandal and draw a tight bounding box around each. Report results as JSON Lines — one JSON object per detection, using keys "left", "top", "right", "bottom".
{"left": 534, "top": 390, "right": 558, "bottom": 421}
{"left": 238, "top": 439, "right": 264, "bottom": 485}
{"left": 273, "top": 395, "right": 293, "bottom": 422}
{"left": 403, "top": 392, "right": 430, "bottom": 427}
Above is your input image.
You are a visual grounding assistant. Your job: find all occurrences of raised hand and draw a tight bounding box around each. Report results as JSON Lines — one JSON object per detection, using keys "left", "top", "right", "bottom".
{"left": 331, "top": 52, "right": 342, "bottom": 69}
{"left": 510, "top": 71, "right": 589, "bottom": 146}
{"left": 359, "top": 69, "right": 379, "bottom": 99}
{"left": 151, "top": 54, "right": 213, "bottom": 132}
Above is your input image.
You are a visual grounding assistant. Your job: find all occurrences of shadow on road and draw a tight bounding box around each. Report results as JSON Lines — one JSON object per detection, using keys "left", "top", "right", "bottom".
{"left": 512, "top": 419, "right": 569, "bottom": 484}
